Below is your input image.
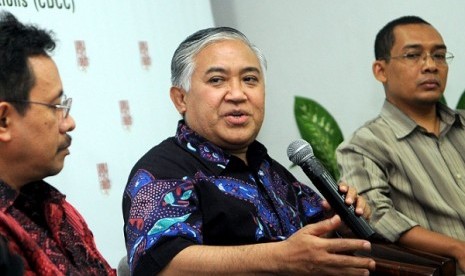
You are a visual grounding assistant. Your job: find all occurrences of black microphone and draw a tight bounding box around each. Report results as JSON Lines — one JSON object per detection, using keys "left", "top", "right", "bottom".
{"left": 287, "top": 139, "right": 377, "bottom": 240}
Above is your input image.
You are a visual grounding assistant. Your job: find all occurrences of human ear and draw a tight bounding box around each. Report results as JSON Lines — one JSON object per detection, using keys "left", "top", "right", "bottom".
{"left": 170, "top": 86, "right": 187, "bottom": 116}
{"left": 0, "top": 103, "right": 12, "bottom": 142}
{"left": 372, "top": 60, "right": 387, "bottom": 83}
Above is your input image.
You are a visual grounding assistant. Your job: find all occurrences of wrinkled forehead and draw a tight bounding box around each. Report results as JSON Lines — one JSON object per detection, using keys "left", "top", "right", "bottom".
{"left": 194, "top": 40, "right": 261, "bottom": 72}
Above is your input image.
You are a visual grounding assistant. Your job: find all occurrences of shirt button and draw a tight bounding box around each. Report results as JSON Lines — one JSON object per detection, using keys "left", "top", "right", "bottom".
{"left": 457, "top": 174, "right": 462, "bottom": 179}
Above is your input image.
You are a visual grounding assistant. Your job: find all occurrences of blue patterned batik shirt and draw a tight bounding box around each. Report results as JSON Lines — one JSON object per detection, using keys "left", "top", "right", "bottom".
{"left": 123, "top": 120, "right": 324, "bottom": 274}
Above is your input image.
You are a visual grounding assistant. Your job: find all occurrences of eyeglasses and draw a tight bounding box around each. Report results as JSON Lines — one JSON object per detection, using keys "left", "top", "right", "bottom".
{"left": 387, "top": 51, "right": 454, "bottom": 66}
{"left": 6, "top": 95, "right": 72, "bottom": 119}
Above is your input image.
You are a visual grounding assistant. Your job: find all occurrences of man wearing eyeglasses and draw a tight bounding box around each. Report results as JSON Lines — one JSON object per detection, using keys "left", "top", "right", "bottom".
{"left": 337, "top": 15, "right": 465, "bottom": 274}
{"left": 0, "top": 11, "right": 115, "bottom": 275}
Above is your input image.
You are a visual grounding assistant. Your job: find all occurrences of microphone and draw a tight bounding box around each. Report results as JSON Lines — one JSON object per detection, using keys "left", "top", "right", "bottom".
{"left": 287, "top": 139, "right": 377, "bottom": 240}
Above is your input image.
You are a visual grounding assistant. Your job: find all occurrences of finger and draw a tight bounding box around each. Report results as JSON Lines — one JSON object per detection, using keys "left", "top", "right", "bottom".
{"left": 314, "top": 247, "right": 375, "bottom": 275}
{"left": 353, "top": 195, "right": 372, "bottom": 220}
{"left": 338, "top": 181, "right": 349, "bottom": 193}
{"left": 325, "top": 253, "right": 376, "bottom": 273}
{"left": 320, "top": 199, "right": 331, "bottom": 211}
{"left": 361, "top": 199, "right": 372, "bottom": 220}
{"left": 302, "top": 215, "right": 342, "bottom": 237}
{"left": 344, "top": 186, "right": 357, "bottom": 205}
{"left": 354, "top": 195, "right": 366, "bottom": 216}
{"left": 326, "top": 238, "right": 372, "bottom": 254}
{"left": 321, "top": 266, "right": 372, "bottom": 276}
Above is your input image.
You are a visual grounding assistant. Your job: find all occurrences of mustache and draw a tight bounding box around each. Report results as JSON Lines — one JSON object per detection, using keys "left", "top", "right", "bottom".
{"left": 418, "top": 77, "right": 440, "bottom": 86}
{"left": 58, "top": 135, "right": 72, "bottom": 151}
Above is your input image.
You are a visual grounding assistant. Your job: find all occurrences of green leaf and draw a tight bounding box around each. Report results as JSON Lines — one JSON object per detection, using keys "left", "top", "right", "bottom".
{"left": 456, "top": 89, "right": 465, "bottom": 110}
{"left": 294, "top": 96, "right": 343, "bottom": 179}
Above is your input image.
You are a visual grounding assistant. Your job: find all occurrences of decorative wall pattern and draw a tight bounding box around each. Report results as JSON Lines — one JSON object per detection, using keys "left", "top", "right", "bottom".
{"left": 7, "top": 1, "right": 465, "bottom": 269}
{"left": 2, "top": 1, "right": 215, "bottom": 267}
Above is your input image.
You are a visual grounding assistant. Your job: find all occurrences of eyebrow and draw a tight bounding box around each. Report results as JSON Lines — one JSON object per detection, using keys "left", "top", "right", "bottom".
{"left": 205, "top": 67, "right": 227, "bottom": 75}
{"left": 241, "top": 66, "right": 261, "bottom": 75}
{"left": 402, "top": 44, "right": 447, "bottom": 51}
{"left": 205, "top": 66, "right": 261, "bottom": 76}
{"left": 52, "top": 90, "right": 64, "bottom": 102}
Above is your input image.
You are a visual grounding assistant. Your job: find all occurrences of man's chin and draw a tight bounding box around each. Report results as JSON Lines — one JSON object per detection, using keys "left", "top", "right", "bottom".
{"left": 417, "top": 97, "right": 442, "bottom": 106}
{"left": 221, "top": 137, "right": 255, "bottom": 151}
{"left": 46, "top": 162, "right": 65, "bottom": 177}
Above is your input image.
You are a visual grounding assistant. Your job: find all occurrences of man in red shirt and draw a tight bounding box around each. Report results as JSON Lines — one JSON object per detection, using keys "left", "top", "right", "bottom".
{"left": 0, "top": 11, "right": 115, "bottom": 275}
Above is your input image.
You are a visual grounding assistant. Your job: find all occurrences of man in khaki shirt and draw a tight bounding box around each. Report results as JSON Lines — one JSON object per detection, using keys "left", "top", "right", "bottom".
{"left": 337, "top": 15, "right": 465, "bottom": 274}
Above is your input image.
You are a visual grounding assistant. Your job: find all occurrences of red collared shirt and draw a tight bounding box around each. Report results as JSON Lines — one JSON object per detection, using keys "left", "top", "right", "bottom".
{"left": 0, "top": 180, "right": 115, "bottom": 276}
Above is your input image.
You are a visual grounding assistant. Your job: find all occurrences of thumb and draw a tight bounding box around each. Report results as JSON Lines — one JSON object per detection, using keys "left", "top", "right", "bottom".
{"left": 301, "top": 215, "right": 342, "bottom": 237}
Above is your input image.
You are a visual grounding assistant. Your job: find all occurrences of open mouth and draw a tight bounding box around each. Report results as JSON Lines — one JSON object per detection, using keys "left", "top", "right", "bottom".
{"left": 225, "top": 110, "right": 249, "bottom": 124}
{"left": 230, "top": 111, "right": 245, "bottom": 117}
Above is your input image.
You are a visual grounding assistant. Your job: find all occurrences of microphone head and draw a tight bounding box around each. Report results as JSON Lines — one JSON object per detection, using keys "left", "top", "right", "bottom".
{"left": 287, "top": 139, "right": 315, "bottom": 165}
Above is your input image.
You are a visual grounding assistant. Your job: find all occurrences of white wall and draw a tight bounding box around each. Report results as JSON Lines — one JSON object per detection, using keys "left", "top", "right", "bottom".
{"left": 211, "top": 0, "right": 465, "bottom": 183}
{"left": 3, "top": 0, "right": 464, "bottom": 269}
{"left": 1, "top": 1, "right": 215, "bottom": 267}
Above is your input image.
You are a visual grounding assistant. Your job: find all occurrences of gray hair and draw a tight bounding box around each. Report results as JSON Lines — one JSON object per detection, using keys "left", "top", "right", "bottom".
{"left": 171, "top": 27, "right": 267, "bottom": 91}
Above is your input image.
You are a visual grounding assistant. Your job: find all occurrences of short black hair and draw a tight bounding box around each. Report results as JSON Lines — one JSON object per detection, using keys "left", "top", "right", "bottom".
{"left": 374, "top": 16, "right": 430, "bottom": 60}
{"left": 0, "top": 11, "right": 56, "bottom": 114}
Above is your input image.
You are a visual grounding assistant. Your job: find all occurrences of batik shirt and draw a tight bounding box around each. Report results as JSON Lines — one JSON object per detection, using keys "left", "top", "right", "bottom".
{"left": 0, "top": 180, "right": 115, "bottom": 276}
{"left": 123, "top": 120, "right": 324, "bottom": 274}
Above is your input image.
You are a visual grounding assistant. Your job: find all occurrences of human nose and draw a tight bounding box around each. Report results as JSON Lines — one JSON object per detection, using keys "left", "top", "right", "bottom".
{"left": 225, "top": 79, "right": 247, "bottom": 101}
{"left": 422, "top": 53, "right": 434, "bottom": 63}
{"left": 421, "top": 53, "right": 438, "bottom": 72}
{"left": 59, "top": 114, "right": 76, "bottom": 133}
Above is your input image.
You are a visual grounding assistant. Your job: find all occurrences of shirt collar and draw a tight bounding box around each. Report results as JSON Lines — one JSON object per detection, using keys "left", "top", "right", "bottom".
{"left": 0, "top": 180, "right": 19, "bottom": 212}
{"left": 0, "top": 179, "right": 65, "bottom": 212}
{"left": 380, "top": 100, "right": 465, "bottom": 139}
{"left": 174, "top": 120, "right": 270, "bottom": 175}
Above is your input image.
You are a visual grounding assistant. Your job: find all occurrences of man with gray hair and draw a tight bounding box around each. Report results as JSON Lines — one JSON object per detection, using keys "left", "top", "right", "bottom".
{"left": 123, "top": 27, "right": 375, "bottom": 275}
